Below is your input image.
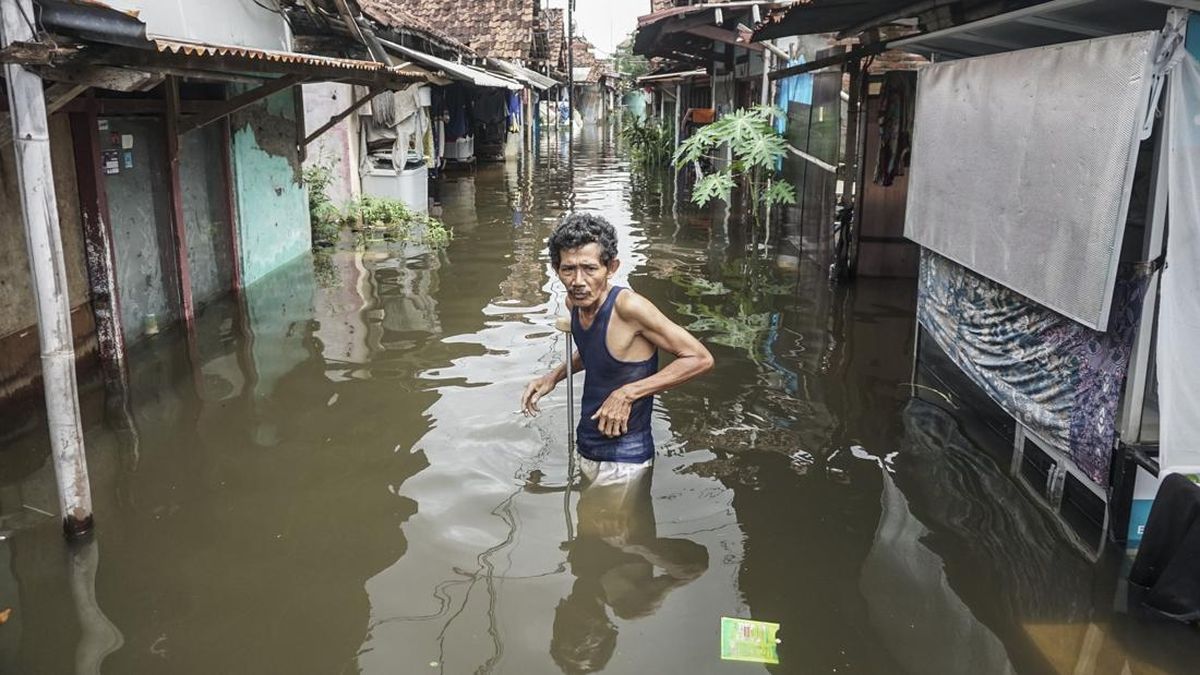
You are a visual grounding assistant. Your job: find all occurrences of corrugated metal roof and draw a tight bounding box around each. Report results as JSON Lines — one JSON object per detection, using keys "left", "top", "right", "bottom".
{"left": 378, "top": 38, "right": 523, "bottom": 90}
{"left": 150, "top": 36, "right": 431, "bottom": 80}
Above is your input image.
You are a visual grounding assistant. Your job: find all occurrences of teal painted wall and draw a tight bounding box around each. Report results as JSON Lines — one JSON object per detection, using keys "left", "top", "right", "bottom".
{"left": 230, "top": 86, "right": 311, "bottom": 286}
{"left": 623, "top": 90, "right": 647, "bottom": 120}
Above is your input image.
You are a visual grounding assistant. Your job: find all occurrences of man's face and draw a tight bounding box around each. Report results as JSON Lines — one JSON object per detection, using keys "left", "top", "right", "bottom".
{"left": 557, "top": 243, "right": 618, "bottom": 309}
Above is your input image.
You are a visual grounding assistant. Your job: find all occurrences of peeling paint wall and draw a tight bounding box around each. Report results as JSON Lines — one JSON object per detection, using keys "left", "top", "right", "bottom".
{"left": 302, "top": 83, "right": 362, "bottom": 208}
{"left": 0, "top": 114, "right": 95, "bottom": 401}
{"left": 230, "top": 86, "right": 312, "bottom": 286}
{"left": 102, "top": 117, "right": 179, "bottom": 342}
{"left": 181, "top": 125, "right": 234, "bottom": 304}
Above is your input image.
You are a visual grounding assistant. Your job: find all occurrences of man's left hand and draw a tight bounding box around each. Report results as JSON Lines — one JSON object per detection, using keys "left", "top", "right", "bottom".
{"left": 591, "top": 387, "right": 634, "bottom": 438}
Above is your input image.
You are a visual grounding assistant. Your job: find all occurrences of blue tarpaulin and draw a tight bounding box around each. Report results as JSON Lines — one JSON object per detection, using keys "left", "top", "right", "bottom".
{"left": 774, "top": 57, "right": 813, "bottom": 134}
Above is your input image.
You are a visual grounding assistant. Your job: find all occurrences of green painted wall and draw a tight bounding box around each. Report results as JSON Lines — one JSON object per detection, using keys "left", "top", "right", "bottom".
{"left": 230, "top": 86, "right": 311, "bottom": 286}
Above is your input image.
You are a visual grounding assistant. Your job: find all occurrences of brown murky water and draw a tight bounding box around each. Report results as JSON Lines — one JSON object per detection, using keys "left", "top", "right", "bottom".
{"left": 2, "top": 129, "right": 1199, "bottom": 674}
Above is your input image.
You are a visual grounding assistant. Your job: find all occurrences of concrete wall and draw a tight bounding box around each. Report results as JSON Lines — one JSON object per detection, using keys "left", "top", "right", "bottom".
{"left": 230, "top": 86, "right": 311, "bottom": 286}
{"left": 302, "top": 82, "right": 361, "bottom": 208}
{"left": 103, "top": 0, "right": 292, "bottom": 51}
{"left": 180, "top": 124, "right": 234, "bottom": 304}
{"left": 102, "top": 116, "right": 178, "bottom": 342}
{"left": 0, "top": 114, "right": 90, "bottom": 336}
{"left": 0, "top": 114, "right": 95, "bottom": 402}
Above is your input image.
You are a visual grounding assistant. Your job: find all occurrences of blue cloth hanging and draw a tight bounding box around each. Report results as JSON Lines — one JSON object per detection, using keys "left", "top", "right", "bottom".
{"left": 774, "top": 57, "right": 813, "bottom": 134}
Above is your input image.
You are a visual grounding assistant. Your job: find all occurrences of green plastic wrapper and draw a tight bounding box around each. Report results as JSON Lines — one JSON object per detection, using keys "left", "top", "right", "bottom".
{"left": 720, "top": 617, "right": 780, "bottom": 664}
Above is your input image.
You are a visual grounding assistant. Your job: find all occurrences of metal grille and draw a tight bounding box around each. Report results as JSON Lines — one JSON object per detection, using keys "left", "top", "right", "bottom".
{"left": 904, "top": 32, "right": 1158, "bottom": 329}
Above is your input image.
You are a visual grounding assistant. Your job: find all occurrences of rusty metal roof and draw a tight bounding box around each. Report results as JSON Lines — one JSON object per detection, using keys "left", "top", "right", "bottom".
{"left": 150, "top": 36, "right": 431, "bottom": 80}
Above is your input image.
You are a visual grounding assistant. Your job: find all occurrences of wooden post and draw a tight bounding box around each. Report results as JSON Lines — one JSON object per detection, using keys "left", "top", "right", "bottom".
{"left": 1, "top": 0, "right": 94, "bottom": 536}
{"left": 221, "top": 116, "right": 242, "bottom": 292}
{"left": 163, "top": 76, "right": 195, "bottom": 329}
{"left": 838, "top": 58, "right": 863, "bottom": 278}
{"left": 69, "top": 102, "right": 131, "bottom": 411}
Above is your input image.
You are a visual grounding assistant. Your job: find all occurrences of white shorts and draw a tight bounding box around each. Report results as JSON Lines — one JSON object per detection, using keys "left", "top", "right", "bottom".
{"left": 577, "top": 454, "right": 653, "bottom": 487}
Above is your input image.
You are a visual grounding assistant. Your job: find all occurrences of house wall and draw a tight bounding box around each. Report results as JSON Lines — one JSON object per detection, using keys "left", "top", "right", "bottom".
{"left": 180, "top": 124, "right": 234, "bottom": 304}
{"left": 302, "top": 82, "right": 361, "bottom": 208}
{"left": 856, "top": 93, "right": 918, "bottom": 278}
{"left": 102, "top": 0, "right": 292, "bottom": 51}
{"left": 0, "top": 114, "right": 96, "bottom": 401}
{"left": 230, "top": 86, "right": 311, "bottom": 286}
{"left": 102, "top": 116, "right": 179, "bottom": 342}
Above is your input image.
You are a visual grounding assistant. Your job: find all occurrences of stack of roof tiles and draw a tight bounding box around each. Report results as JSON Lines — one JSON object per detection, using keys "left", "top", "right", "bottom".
{"left": 545, "top": 7, "right": 565, "bottom": 71}
{"left": 356, "top": 0, "right": 472, "bottom": 53}
{"left": 569, "top": 37, "right": 615, "bottom": 85}
{"left": 392, "top": 0, "right": 538, "bottom": 62}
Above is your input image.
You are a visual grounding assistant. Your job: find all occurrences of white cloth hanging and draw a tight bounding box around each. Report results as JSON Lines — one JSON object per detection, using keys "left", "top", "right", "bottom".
{"left": 1157, "top": 51, "right": 1200, "bottom": 474}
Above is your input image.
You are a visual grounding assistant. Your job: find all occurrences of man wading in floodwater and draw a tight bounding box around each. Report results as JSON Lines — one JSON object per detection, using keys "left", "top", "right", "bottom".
{"left": 521, "top": 213, "right": 714, "bottom": 477}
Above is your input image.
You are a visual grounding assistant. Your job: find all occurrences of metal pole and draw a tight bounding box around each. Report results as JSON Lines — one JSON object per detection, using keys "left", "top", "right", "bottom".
{"left": 567, "top": 0, "right": 575, "bottom": 136}
{"left": 1, "top": 0, "right": 94, "bottom": 536}
{"left": 674, "top": 83, "right": 682, "bottom": 171}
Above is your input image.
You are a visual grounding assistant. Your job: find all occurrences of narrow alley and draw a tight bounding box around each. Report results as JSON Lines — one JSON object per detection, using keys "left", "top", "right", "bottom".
{"left": 2, "top": 130, "right": 1197, "bottom": 674}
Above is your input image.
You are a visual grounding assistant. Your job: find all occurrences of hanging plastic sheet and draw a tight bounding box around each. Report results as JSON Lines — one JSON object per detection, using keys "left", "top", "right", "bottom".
{"left": 773, "top": 57, "right": 812, "bottom": 135}
{"left": 1157, "top": 51, "right": 1200, "bottom": 476}
{"left": 917, "top": 251, "right": 1150, "bottom": 484}
{"left": 905, "top": 32, "right": 1160, "bottom": 330}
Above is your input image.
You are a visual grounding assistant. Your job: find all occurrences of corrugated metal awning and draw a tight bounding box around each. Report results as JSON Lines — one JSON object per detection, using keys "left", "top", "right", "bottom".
{"left": 380, "top": 39, "right": 523, "bottom": 90}
{"left": 150, "top": 37, "right": 430, "bottom": 79}
{"left": 490, "top": 59, "right": 560, "bottom": 90}
{"left": 637, "top": 68, "right": 707, "bottom": 84}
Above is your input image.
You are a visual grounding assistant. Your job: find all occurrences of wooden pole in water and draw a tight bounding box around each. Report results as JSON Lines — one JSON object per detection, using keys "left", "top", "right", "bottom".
{"left": 1, "top": 0, "right": 94, "bottom": 536}
{"left": 555, "top": 316, "right": 575, "bottom": 452}
{"left": 555, "top": 315, "right": 575, "bottom": 540}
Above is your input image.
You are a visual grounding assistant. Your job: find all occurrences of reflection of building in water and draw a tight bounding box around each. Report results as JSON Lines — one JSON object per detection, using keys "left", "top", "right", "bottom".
{"left": 377, "top": 253, "right": 443, "bottom": 341}
{"left": 313, "top": 250, "right": 376, "bottom": 382}
{"left": 311, "top": 245, "right": 444, "bottom": 380}
{"left": 861, "top": 459, "right": 1015, "bottom": 674}
{"left": 551, "top": 467, "right": 708, "bottom": 674}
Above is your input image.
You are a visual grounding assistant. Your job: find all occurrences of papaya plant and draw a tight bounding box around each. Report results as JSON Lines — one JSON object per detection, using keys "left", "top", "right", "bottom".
{"left": 673, "top": 105, "right": 796, "bottom": 224}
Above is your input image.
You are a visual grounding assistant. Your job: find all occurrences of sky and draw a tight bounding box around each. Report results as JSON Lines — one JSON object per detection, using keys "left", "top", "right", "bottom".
{"left": 548, "top": 0, "right": 648, "bottom": 58}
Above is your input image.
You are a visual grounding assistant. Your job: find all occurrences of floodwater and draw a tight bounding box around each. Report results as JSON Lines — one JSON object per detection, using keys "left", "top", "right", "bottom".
{"left": 2, "top": 130, "right": 1200, "bottom": 674}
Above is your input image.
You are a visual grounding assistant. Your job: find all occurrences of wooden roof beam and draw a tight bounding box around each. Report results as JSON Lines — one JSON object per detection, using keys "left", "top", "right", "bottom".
{"left": 178, "top": 74, "right": 304, "bottom": 134}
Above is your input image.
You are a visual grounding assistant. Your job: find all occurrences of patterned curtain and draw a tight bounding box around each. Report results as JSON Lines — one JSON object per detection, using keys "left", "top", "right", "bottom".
{"left": 917, "top": 251, "right": 1150, "bottom": 484}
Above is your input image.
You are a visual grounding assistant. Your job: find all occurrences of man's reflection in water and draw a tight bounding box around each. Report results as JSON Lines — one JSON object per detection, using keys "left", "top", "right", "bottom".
{"left": 550, "top": 459, "right": 708, "bottom": 673}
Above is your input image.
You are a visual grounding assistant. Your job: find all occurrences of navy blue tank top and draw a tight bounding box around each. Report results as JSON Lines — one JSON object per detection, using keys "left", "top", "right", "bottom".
{"left": 572, "top": 286, "right": 658, "bottom": 463}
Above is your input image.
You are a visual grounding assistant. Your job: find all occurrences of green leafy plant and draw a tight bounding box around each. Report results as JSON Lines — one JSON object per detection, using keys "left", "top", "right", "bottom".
{"left": 621, "top": 115, "right": 674, "bottom": 170}
{"left": 302, "top": 160, "right": 344, "bottom": 249}
{"left": 673, "top": 105, "right": 796, "bottom": 224}
{"left": 347, "top": 195, "right": 452, "bottom": 249}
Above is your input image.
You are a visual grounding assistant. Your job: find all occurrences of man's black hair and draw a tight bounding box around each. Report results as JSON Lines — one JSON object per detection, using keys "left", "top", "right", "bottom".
{"left": 548, "top": 213, "right": 618, "bottom": 269}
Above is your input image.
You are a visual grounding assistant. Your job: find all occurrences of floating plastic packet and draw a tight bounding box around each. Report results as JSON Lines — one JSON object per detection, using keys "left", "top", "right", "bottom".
{"left": 720, "top": 616, "right": 780, "bottom": 664}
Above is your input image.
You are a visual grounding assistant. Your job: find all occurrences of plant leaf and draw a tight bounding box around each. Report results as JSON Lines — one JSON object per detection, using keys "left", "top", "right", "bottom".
{"left": 690, "top": 169, "right": 735, "bottom": 207}
{"left": 764, "top": 180, "right": 797, "bottom": 206}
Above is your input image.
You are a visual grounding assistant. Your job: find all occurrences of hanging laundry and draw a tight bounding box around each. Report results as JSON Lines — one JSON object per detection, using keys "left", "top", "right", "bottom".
{"left": 873, "top": 71, "right": 915, "bottom": 187}
{"left": 508, "top": 91, "right": 522, "bottom": 132}
{"left": 774, "top": 57, "right": 813, "bottom": 136}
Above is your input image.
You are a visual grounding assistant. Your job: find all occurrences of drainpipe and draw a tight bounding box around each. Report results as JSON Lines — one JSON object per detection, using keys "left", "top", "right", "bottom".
{"left": 1, "top": 0, "right": 94, "bottom": 537}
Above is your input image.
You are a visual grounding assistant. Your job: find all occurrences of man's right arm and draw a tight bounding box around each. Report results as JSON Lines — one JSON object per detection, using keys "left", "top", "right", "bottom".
{"left": 521, "top": 350, "right": 584, "bottom": 415}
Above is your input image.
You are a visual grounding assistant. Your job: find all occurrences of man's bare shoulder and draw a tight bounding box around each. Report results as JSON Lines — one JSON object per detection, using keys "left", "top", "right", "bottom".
{"left": 614, "top": 288, "right": 666, "bottom": 324}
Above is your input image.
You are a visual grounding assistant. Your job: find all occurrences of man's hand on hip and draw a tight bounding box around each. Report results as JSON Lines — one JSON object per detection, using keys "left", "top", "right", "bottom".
{"left": 592, "top": 386, "right": 634, "bottom": 437}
